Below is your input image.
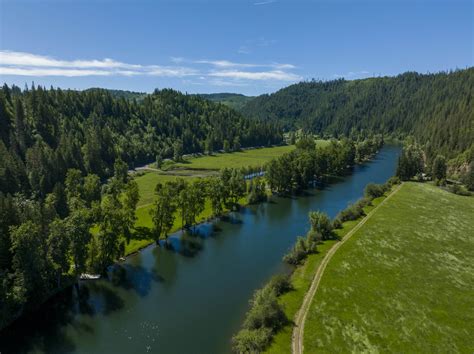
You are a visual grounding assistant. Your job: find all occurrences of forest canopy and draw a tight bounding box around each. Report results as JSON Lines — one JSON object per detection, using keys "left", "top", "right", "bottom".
{"left": 241, "top": 68, "right": 474, "bottom": 160}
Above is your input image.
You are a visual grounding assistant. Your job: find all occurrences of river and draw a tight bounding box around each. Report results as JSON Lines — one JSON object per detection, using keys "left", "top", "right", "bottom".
{"left": 0, "top": 145, "right": 400, "bottom": 354}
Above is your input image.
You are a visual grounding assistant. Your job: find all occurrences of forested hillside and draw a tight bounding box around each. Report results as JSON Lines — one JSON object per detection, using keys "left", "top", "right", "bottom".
{"left": 0, "top": 85, "right": 282, "bottom": 196}
{"left": 242, "top": 68, "right": 473, "bottom": 160}
{"left": 197, "top": 93, "right": 254, "bottom": 110}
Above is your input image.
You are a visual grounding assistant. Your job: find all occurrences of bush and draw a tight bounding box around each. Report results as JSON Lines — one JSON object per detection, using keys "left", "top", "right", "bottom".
{"left": 386, "top": 176, "right": 401, "bottom": 187}
{"left": 336, "top": 202, "right": 365, "bottom": 222}
{"left": 232, "top": 327, "right": 272, "bottom": 353}
{"left": 309, "top": 211, "right": 334, "bottom": 240}
{"left": 283, "top": 237, "right": 308, "bottom": 265}
{"left": 267, "top": 274, "right": 292, "bottom": 296}
{"left": 449, "top": 184, "right": 471, "bottom": 196}
{"left": 364, "top": 183, "right": 387, "bottom": 200}
{"left": 332, "top": 218, "right": 342, "bottom": 229}
{"left": 243, "top": 286, "right": 287, "bottom": 331}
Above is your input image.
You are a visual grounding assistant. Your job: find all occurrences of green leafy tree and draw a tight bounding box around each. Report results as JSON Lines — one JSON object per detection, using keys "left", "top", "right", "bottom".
{"left": 10, "top": 221, "right": 47, "bottom": 302}
{"left": 67, "top": 208, "right": 92, "bottom": 276}
{"left": 47, "top": 218, "right": 70, "bottom": 287}
{"left": 309, "top": 211, "right": 333, "bottom": 240}
{"left": 83, "top": 174, "right": 101, "bottom": 206}
{"left": 122, "top": 180, "right": 139, "bottom": 242}
{"left": 150, "top": 181, "right": 177, "bottom": 243}
{"left": 432, "top": 155, "right": 447, "bottom": 181}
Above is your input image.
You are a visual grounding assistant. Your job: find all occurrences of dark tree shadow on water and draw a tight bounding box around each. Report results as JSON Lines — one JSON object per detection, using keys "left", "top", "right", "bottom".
{"left": 0, "top": 287, "right": 79, "bottom": 354}
{"left": 109, "top": 263, "right": 163, "bottom": 298}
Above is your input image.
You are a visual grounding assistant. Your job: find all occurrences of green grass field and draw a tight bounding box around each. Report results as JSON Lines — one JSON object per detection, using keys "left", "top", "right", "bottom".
{"left": 172, "top": 145, "right": 296, "bottom": 170}
{"left": 303, "top": 182, "right": 474, "bottom": 352}
{"left": 265, "top": 193, "right": 388, "bottom": 354}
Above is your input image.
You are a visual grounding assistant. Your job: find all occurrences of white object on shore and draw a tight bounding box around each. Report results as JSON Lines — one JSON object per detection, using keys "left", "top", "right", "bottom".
{"left": 80, "top": 273, "right": 101, "bottom": 280}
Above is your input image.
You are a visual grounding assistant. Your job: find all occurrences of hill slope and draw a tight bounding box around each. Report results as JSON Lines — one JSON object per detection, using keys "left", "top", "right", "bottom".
{"left": 242, "top": 68, "right": 474, "bottom": 159}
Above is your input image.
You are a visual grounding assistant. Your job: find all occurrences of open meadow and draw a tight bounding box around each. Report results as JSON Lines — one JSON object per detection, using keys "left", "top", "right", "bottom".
{"left": 303, "top": 182, "right": 474, "bottom": 352}
{"left": 172, "top": 145, "right": 296, "bottom": 170}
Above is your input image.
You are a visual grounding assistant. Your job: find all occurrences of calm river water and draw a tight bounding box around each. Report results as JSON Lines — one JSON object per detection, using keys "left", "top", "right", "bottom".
{"left": 0, "top": 145, "right": 400, "bottom": 354}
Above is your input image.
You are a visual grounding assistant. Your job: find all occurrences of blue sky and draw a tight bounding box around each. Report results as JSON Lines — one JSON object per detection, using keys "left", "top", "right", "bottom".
{"left": 0, "top": 0, "right": 472, "bottom": 95}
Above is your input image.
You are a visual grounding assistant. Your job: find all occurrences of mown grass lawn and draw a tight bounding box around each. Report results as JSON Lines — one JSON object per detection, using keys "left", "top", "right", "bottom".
{"left": 304, "top": 182, "right": 474, "bottom": 352}
{"left": 265, "top": 193, "right": 388, "bottom": 354}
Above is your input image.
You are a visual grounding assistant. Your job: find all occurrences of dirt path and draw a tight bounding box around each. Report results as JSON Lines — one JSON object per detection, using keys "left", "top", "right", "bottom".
{"left": 291, "top": 183, "right": 403, "bottom": 354}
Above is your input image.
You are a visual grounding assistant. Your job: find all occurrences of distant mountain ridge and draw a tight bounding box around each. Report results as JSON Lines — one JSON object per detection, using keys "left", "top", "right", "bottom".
{"left": 84, "top": 88, "right": 147, "bottom": 101}
{"left": 196, "top": 93, "right": 254, "bottom": 110}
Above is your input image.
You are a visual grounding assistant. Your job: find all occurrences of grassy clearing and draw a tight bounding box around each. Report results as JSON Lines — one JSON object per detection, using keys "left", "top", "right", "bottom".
{"left": 172, "top": 145, "right": 296, "bottom": 170}
{"left": 265, "top": 193, "right": 389, "bottom": 353}
{"left": 304, "top": 182, "right": 474, "bottom": 353}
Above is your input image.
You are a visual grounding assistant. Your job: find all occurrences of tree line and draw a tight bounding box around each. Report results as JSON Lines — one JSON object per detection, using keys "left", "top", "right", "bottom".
{"left": 149, "top": 168, "right": 247, "bottom": 243}
{"left": 265, "top": 135, "right": 383, "bottom": 193}
{"left": 396, "top": 140, "right": 473, "bottom": 192}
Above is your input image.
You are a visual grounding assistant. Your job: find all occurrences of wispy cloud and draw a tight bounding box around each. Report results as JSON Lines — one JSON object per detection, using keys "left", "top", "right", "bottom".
{"left": 0, "top": 50, "right": 198, "bottom": 77}
{"left": 333, "top": 70, "right": 370, "bottom": 79}
{"left": 209, "top": 70, "right": 301, "bottom": 81}
{"left": 194, "top": 58, "right": 295, "bottom": 70}
{"left": 254, "top": 0, "right": 277, "bottom": 5}
{"left": 238, "top": 37, "right": 277, "bottom": 54}
{"left": 0, "top": 50, "right": 302, "bottom": 85}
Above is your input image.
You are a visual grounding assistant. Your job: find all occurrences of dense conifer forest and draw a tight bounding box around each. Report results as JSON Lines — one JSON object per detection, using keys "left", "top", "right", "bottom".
{"left": 241, "top": 68, "right": 473, "bottom": 161}
{"left": 0, "top": 84, "right": 282, "bottom": 196}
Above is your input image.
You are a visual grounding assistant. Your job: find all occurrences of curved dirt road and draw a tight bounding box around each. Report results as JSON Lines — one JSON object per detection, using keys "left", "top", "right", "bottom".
{"left": 292, "top": 183, "right": 403, "bottom": 354}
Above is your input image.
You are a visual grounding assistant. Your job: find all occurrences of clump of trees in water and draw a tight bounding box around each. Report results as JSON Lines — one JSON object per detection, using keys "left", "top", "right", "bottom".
{"left": 149, "top": 168, "right": 247, "bottom": 244}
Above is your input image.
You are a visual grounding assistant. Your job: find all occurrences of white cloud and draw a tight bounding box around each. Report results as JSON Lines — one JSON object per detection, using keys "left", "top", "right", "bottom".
{"left": 0, "top": 50, "right": 302, "bottom": 84}
{"left": 210, "top": 70, "right": 301, "bottom": 81}
{"left": 0, "top": 50, "right": 198, "bottom": 77}
{"left": 0, "top": 67, "right": 113, "bottom": 77}
{"left": 254, "top": 0, "right": 277, "bottom": 5}
{"left": 333, "top": 70, "right": 370, "bottom": 79}
{"left": 194, "top": 58, "right": 295, "bottom": 70}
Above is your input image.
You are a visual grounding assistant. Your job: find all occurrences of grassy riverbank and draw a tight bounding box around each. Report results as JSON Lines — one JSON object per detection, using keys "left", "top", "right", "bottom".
{"left": 265, "top": 191, "right": 391, "bottom": 353}
{"left": 304, "top": 182, "right": 474, "bottom": 352}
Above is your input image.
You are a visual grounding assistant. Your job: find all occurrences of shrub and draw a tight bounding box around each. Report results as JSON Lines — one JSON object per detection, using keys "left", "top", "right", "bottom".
{"left": 283, "top": 237, "right": 308, "bottom": 265}
{"left": 364, "top": 183, "right": 386, "bottom": 200}
{"left": 386, "top": 176, "right": 401, "bottom": 187}
{"left": 309, "top": 211, "right": 334, "bottom": 240}
{"left": 332, "top": 218, "right": 342, "bottom": 229}
{"left": 267, "top": 274, "right": 292, "bottom": 296}
{"left": 232, "top": 327, "right": 272, "bottom": 353}
{"left": 243, "top": 286, "right": 287, "bottom": 331}
{"left": 449, "top": 184, "right": 471, "bottom": 196}
{"left": 336, "top": 202, "right": 365, "bottom": 222}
